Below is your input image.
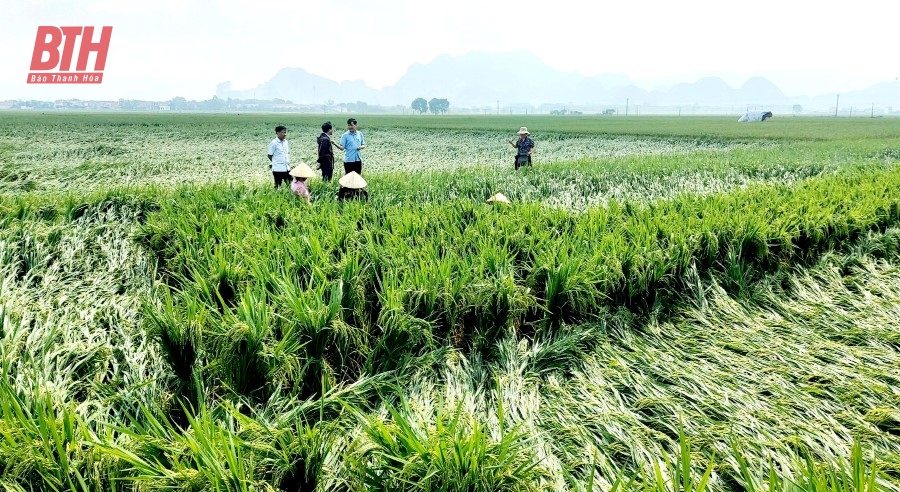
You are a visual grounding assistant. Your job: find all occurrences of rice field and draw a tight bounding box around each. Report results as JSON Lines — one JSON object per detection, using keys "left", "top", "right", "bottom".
{"left": 1, "top": 112, "right": 900, "bottom": 491}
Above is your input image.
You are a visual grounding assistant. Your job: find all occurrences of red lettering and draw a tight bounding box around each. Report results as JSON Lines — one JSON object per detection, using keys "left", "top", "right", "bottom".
{"left": 30, "top": 26, "right": 62, "bottom": 71}
{"left": 76, "top": 26, "right": 112, "bottom": 72}
{"left": 58, "top": 26, "right": 82, "bottom": 71}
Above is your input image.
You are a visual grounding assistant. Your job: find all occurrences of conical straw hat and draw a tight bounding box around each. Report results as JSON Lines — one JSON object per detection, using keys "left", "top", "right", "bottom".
{"left": 339, "top": 171, "right": 367, "bottom": 189}
{"left": 487, "top": 192, "right": 511, "bottom": 204}
{"left": 289, "top": 162, "right": 316, "bottom": 178}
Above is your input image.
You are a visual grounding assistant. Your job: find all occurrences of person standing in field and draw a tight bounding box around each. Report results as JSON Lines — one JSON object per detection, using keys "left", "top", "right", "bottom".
{"left": 333, "top": 118, "right": 366, "bottom": 176}
{"left": 267, "top": 125, "right": 291, "bottom": 188}
{"left": 316, "top": 121, "right": 336, "bottom": 181}
{"left": 507, "top": 126, "right": 534, "bottom": 170}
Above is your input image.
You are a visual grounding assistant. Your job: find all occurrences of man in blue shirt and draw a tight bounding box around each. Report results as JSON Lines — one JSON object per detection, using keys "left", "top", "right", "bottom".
{"left": 334, "top": 117, "right": 366, "bottom": 176}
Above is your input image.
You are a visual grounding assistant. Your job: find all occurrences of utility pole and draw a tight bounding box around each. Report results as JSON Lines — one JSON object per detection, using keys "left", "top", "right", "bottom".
{"left": 496, "top": 100, "right": 499, "bottom": 115}
{"left": 625, "top": 98, "right": 629, "bottom": 117}
{"left": 871, "top": 103, "right": 875, "bottom": 118}
{"left": 835, "top": 94, "right": 839, "bottom": 117}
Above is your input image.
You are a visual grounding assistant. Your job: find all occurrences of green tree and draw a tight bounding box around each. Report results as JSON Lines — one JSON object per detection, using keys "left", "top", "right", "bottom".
{"left": 428, "top": 98, "right": 449, "bottom": 114}
{"left": 411, "top": 97, "right": 428, "bottom": 114}
{"left": 347, "top": 100, "right": 369, "bottom": 113}
{"left": 170, "top": 97, "right": 187, "bottom": 110}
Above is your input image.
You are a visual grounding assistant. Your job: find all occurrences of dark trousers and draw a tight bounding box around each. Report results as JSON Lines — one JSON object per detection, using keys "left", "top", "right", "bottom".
{"left": 344, "top": 161, "right": 362, "bottom": 175}
{"left": 514, "top": 155, "right": 532, "bottom": 170}
{"left": 273, "top": 171, "right": 291, "bottom": 188}
{"left": 319, "top": 157, "right": 334, "bottom": 181}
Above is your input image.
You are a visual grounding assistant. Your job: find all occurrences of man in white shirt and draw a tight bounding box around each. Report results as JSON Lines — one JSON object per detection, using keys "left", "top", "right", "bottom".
{"left": 267, "top": 125, "right": 291, "bottom": 188}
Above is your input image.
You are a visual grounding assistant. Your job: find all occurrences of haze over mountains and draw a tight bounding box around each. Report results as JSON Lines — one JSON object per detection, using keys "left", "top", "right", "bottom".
{"left": 216, "top": 51, "right": 900, "bottom": 111}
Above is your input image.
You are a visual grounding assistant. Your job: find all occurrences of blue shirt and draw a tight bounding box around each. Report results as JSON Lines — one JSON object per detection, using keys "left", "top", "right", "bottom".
{"left": 339, "top": 130, "right": 365, "bottom": 163}
{"left": 515, "top": 136, "right": 534, "bottom": 156}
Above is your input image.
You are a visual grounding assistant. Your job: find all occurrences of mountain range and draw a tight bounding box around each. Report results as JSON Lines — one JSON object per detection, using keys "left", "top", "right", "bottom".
{"left": 216, "top": 51, "right": 900, "bottom": 111}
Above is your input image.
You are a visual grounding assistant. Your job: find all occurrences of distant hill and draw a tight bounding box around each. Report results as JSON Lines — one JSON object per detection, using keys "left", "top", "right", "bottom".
{"left": 215, "top": 51, "right": 900, "bottom": 110}
{"left": 216, "top": 68, "right": 382, "bottom": 106}
{"left": 805, "top": 80, "right": 900, "bottom": 112}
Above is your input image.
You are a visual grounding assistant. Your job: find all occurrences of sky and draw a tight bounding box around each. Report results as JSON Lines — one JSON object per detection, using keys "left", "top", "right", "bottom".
{"left": 1, "top": 0, "right": 897, "bottom": 101}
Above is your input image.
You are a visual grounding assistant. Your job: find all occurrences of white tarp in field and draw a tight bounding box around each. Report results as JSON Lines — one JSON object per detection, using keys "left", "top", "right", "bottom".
{"left": 738, "top": 111, "right": 773, "bottom": 122}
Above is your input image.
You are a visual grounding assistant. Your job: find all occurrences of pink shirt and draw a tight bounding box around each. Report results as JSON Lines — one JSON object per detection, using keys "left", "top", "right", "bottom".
{"left": 291, "top": 180, "right": 310, "bottom": 199}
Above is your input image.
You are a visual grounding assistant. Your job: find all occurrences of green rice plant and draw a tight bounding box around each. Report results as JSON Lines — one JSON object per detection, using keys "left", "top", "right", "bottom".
{"left": 343, "top": 397, "right": 549, "bottom": 491}
{"left": 271, "top": 274, "right": 354, "bottom": 398}
{"left": 0, "top": 377, "right": 94, "bottom": 491}
{"left": 95, "top": 400, "right": 276, "bottom": 492}
{"left": 365, "top": 277, "right": 436, "bottom": 375}
{"left": 227, "top": 402, "right": 334, "bottom": 491}
{"left": 731, "top": 439, "right": 884, "bottom": 492}
{"left": 133, "top": 163, "right": 900, "bottom": 394}
{"left": 640, "top": 423, "right": 716, "bottom": 492}
{"left": 143, "top": 286, "right": 202, "bottom": 386}
{"left": 526, "top": 249, "right": 606, "bottom": 329}
{"left": 92, "top": 368, "right": 392, "bottom": 491}
{"left": 207, "top": 283, "right": 276, "bottom": 404}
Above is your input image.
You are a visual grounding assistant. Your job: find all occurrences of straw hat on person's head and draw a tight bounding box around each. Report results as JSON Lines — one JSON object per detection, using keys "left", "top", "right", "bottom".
{"left": 339, "top": 171, "right": 367, "bottom": 189}
{"left": 289, "top": 162, "right": 316, "bottom": 178}
{"left": 487, "top": 192, "right": 511, "bottom": 204}
{"left": 517, "top": 127, "right": 529, "bottom": 135}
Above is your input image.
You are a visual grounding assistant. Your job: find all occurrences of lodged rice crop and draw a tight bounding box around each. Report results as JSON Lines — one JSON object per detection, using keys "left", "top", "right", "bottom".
{"left": 1, "top": 113, "right": 900, "bottom": 490}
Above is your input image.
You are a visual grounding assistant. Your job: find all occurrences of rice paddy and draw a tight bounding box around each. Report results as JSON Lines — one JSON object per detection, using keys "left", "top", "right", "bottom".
{"left": 1, "top": 112, "right": 900, "bottom": 491}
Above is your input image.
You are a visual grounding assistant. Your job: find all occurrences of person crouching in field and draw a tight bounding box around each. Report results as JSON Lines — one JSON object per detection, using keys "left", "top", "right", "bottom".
{"left": 507, "top": 126, "right": 534, "bottom": 170}
{"left": 289, "top": 162, "right": 316, "bottom": 203}
{"left": 337, "top": 171, "right": 368, "bottom": 202}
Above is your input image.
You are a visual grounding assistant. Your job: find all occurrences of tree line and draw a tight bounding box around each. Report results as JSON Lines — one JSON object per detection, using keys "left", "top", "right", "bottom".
{"left": 411, "top": 97, "right": 450, "bottom": 114}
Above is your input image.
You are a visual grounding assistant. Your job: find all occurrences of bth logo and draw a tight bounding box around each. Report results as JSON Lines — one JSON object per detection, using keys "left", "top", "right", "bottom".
{"left": 27, "top": 26, "right": 112, "bottom": 84}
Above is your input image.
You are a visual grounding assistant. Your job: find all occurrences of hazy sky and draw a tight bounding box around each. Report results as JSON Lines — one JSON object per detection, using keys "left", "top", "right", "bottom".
{"left": 2, "top": 0, "right": 896, "bottom": 101}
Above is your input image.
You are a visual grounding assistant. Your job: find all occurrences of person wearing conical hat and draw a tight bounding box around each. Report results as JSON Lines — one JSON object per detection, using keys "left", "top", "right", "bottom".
{"left": 486, "top": 192, "right": 511, "bottom": 204}
{"left": 506, "top": 126, "right": 534, "bottom": 170}
{"left": 337, "top": 171, "right": 369, "bottom": 202}
{"left": 289, "top": 161, "right": 316, "bottom": 203}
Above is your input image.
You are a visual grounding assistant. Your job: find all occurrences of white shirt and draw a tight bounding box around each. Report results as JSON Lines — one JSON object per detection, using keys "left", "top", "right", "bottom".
{"left": 267, "top": 137, "right": 290, "bottom": 172}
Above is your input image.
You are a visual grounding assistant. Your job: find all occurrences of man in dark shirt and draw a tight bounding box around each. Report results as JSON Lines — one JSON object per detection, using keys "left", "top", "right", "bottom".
{"left": 507, "top": 126, "right": 535, "bottom": 170}
{"left": 316, "top": 121, "right": 336, "bottom": 181}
